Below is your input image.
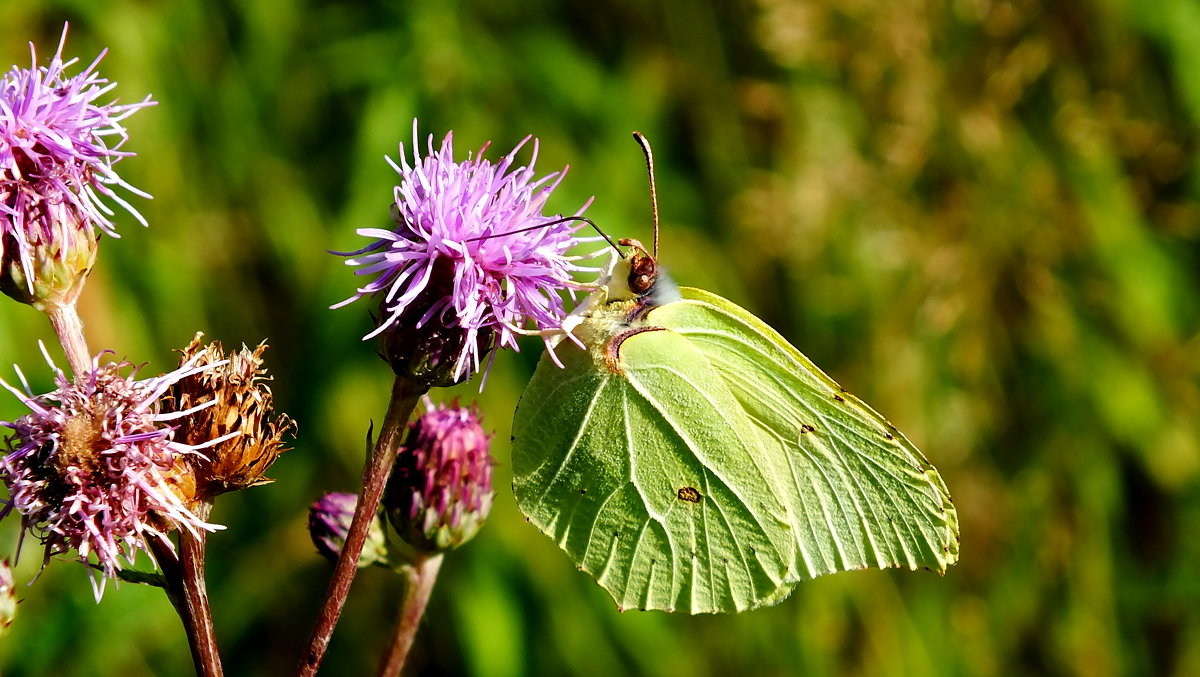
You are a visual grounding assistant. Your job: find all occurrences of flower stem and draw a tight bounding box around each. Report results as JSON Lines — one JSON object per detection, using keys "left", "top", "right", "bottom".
{"left": 151, "top": 514, "right": 224, "bottom": 677}
{"left": 45, "top": 302, "right": 91, "bottom": 377}
{"left": 377, "top": 554, "right": 443, "bottom": 677}
{"left": 179, "top": 504, "right": 222, "bottom": 677}
{"left": 297, "top": 376, "right": 426, "bottom": 676}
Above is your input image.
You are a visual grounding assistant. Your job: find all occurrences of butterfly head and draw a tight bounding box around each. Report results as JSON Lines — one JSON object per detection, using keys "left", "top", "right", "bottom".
{"left": 552, "top": 132, "right": 677, "bottom": 347}
{"left": 619, "top": 237, "right": 657, "bottom": 295}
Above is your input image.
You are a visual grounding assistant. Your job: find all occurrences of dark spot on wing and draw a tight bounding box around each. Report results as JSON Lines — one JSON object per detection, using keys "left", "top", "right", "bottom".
{"left": 833, "top": 394, "right": 845, "bottom": 403}
{"left": 800, "top": 424, "right": 816, "bottom": 434}
{"left": 677, "top": 486, "right": 702, "bottom": 503}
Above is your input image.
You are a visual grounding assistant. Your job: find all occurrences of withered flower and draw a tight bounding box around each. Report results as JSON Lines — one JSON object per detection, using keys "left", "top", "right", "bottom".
{"left": 168, "top": 333, "right": 295, "bottom": 501}
{"left": 0, "top": 351, "right": 223, "bottom": 599}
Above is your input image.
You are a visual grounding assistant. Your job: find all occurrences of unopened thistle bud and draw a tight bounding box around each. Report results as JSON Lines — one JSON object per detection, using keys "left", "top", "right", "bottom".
{"left": 168, "top": 334, "right": 295, "bottom": 501}
{"left": 0, "top": 26, "right": 153, "bottom": 310}
{"left": 308, "top": 492, "right": 389, "bottom": 568}
{"left": 0, "top": 559, "right": 15, "bottom": 636}
{"left": 384, "top": 398, "right": 493, "bottom": 553}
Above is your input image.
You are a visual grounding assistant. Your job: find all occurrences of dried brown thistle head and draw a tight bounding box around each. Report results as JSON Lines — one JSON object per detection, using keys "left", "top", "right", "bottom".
{"left": 169, "top": 333, "right": 296, "bottom": 502}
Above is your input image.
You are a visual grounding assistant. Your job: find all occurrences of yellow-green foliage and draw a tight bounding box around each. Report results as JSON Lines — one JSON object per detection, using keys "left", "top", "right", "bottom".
{"left": 0, "top": 1, "right": 1196, "bottom": 675}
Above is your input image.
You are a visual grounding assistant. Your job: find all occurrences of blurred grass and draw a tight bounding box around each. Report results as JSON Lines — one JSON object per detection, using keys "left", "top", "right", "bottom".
{"left": 1, "top": 0, "right": 1198, "bottom": 675}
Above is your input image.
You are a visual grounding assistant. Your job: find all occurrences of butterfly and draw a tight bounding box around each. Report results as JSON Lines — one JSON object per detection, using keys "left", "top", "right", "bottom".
{"left": 511, "top": 133, "right": 959, "bottom": 614}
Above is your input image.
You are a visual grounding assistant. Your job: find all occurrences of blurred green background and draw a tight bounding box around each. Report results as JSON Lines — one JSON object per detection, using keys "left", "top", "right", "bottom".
{"left": 1, "top": 0, "right": 1198, "bottom": 675}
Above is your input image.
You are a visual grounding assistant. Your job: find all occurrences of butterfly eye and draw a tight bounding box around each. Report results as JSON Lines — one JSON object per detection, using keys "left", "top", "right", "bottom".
{"left": 628, "top": 254, "right": 657, "bottom": 295}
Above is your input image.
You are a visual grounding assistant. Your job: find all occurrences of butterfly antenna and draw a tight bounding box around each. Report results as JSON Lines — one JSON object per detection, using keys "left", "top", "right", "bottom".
{"left": 463, "top": 215, "right": 624, "bottom": 257}
{"left": 632, "top": 132, "right": 659, "bottom": 259}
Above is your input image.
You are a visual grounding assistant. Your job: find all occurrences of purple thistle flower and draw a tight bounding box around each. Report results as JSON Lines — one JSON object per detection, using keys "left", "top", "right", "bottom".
{"left": 334, "top": 120, "right": 603, "bottom": 384}
{"left": 384, "top": 397, "right": 493, "bottom": 553}
{"left": 307, "top": 491, "right": 389, "bottom": 568}
{"left": 0, "top": 25, "right": 154, "bottom": 307}
{"left": 0, "top": 349, "right": 225, "bottom": 600}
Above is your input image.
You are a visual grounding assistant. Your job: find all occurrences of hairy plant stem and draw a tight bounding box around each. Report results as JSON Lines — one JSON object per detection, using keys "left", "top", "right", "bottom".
{"left": 377, "top": 554, "right": 443, "bottom": 677}
{"left": 45, "top": 302, "right": 90, "bottom": 377}
{"left": 152, "top": 504, "right": 223, "bottom": 677}
{"left": 297, "top": 376, "right": 426, "bottom": 676}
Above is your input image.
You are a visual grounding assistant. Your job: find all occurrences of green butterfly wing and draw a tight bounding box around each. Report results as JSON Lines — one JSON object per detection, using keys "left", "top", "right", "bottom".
{"left": 511, "top": 283, "right": 959, "bottom": 614}
{"left": 652, "top": 288, "right": 959, "bottom": 580}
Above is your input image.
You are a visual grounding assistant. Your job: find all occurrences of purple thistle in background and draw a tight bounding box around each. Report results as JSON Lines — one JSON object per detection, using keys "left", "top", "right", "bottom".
{"left": 384, "top": 398, "right": 493, "bottom": 553}
{"left": 307, "top": 492, "right": 389, "bottom": 568}
{"left": 334, "top": 120, "right": 603, "bottom": 385}
{"left": 0, "top": 350, "right": 224, "bottom": 600}
{"left": 0, "top": 25, "right": 154, "bottom": 308}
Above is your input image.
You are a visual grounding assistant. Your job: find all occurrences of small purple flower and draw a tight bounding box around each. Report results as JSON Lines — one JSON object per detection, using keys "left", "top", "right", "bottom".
{"left": 334, "top": 120, "right": 602, "bottom": 383}
{"left": 307, "top": 491, "right": 389, "bottom": 568}
{"left": 384, "top": 397, "right": 492, "bottom": 553}
{"left": 0, "top": 25, "right": 154, "bottom": 306}
{"left": 0, "top": 350, "right": 224, "bottom": 600}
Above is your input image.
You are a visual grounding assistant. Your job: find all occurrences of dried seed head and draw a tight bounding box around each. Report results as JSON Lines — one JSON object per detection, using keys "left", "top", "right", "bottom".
{"left": 168, "top": 333, "right": 295, "bottom": 501}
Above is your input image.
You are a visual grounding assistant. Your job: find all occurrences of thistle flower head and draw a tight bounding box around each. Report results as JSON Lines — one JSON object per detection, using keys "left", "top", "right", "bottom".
{"left": 334, "top": 120, "right": 602, "bottom": 386}
{"left": 0, "top": 349, "right": 223, "bottom": 600}
{"left": 384, "top": 398, "right": 493, "bottom": 553}
{"left": 307, "top": 491, "right": 388, "bottom": 568}
{"left": 167, "top": 333, "right": 295, "bottom": 501}
{"left": 0, "top": 25, "right": 154, "bottom": 309}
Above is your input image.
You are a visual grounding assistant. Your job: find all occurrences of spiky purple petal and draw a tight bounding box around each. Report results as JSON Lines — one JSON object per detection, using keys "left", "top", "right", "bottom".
{"left": 0, "top": 350, "right": 220, "bottom": 600}
{"left": 335, "top": 120, "right": 602, "bottom": 381}
{"left": 0, "top": 24, "right": 154, "bottom": 298}
{"left": 385, "top": 397, "right": 493, "bottom": 552}
{"left": 307, "top": 491, "right": 389, "bottom": 568}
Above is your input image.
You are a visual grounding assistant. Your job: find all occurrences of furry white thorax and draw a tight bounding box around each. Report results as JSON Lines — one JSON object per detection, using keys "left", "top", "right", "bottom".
{"left": 550, "top": 251, "right": 636, "bottom": 349}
